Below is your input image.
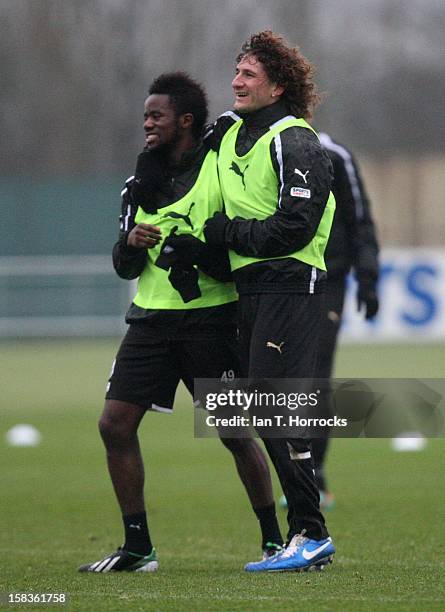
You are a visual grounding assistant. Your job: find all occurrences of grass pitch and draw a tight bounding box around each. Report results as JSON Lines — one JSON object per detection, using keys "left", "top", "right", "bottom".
{"left": 0, "top": 340, "right": 444, "bottom": 611}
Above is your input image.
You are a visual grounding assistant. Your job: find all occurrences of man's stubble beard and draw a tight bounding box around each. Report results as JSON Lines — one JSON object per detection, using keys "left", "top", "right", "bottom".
{"left": 150, "top": 124, "right": 181, "bottom": 162}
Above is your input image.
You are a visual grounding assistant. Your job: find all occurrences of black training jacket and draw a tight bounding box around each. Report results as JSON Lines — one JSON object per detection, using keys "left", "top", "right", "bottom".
{"left": 319, "top": 132, "right": 379, "bottom": 287}
{"left": 112, "top": 142, "right": 235, "bottom": 332}
{"left": 209, "top": 99, "right": 333, "bottom": 294}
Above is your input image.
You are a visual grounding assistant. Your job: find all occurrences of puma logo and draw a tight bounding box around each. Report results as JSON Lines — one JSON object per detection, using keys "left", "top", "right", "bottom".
{"left": 266, "top": 341, "right": 284, "bottom": 354}
{"left": 229, "top": 161, "right": 249, "bottom": 189}
{"left": 162, "top": 201, "right": 195, "bottom": 229}
{"left": 294, "top": 168, "right": 310, "bottom": 183}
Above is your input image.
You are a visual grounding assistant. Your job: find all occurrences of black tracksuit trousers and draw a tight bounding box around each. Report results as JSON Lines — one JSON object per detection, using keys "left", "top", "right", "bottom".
{"left": 311, "top": 277, "right": 346, "bottom": 492}
{"left": 237, "top": 291, "right": 329, "bottom": 542}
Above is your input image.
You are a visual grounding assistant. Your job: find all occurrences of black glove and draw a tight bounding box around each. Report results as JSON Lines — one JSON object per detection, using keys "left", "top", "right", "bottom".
{"left": 155, "top": 226, "right": 206, "bottom": 270}
{"left": 168, "top": 265, "right": 201, "bottom": 303}
{"left": 203, "top": 212, "right": 230, "bottom": 245}
{"left": 131, "top": 150, "right": 169, "bottom": 213}
{"left": 203, "top": 116, "right": 235, "bottom": 152}
{"left": 357, "top": 281, "right": 379, "bottom": 320}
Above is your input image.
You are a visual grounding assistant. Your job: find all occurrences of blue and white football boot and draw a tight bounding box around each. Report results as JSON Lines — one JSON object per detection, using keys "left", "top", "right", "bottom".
{"left": 245, "top": 530, "right": 334, "bottom": 572}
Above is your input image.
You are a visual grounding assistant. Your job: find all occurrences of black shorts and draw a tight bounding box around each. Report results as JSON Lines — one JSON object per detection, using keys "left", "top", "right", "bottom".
{"left": 105, "top": 323, "right": 240, "bottom": 412}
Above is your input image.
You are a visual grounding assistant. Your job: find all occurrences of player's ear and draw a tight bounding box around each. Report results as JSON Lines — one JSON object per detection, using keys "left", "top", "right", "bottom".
{"left": 179, "top": 113, "right": 194, "bottom": 131}
{"left": 271, "top": 83, "right": 285, "bottom": 98}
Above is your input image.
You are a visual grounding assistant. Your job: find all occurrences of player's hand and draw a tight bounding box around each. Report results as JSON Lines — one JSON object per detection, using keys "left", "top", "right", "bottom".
{"left": 203, "top": 212, "right": 230, "bottom": 245}
{"left": 127, "top": 223, "right": 161, "bottom": 249}
{"left": 357, "top": 282, "right": 379, "bottom": 320}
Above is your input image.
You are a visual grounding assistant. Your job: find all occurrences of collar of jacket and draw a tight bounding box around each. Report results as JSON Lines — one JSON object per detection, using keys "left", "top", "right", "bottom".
{"left": 237, "top": 99, "right": 291, "bottom": 129}
{"left": 167, "top": 140, "right": 207, "bottom": 174}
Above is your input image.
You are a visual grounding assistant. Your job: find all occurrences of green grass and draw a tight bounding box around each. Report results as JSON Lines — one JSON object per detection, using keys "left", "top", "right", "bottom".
{"left": 0, "top": 340, "right": 444, "bottom": 611}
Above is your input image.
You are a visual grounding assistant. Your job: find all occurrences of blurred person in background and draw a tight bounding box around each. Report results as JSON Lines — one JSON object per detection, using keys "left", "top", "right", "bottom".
{"left": 78, "top": 72, "right": 283, "bottom": 573}
{"left": 279, "top": 132, "right": 380, "bottom": 512}
{"left": 203, "top": 31, "right": 336, "bottom": 572}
